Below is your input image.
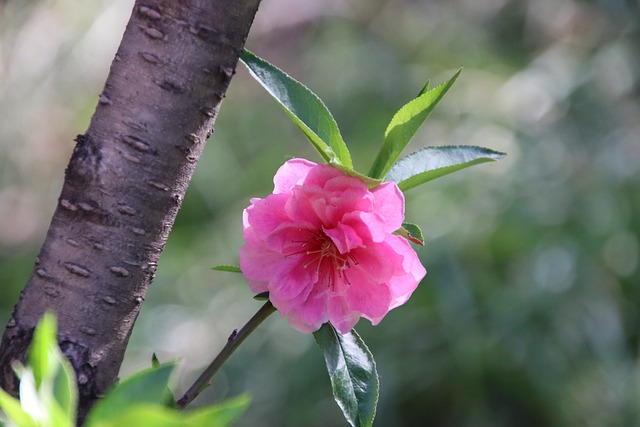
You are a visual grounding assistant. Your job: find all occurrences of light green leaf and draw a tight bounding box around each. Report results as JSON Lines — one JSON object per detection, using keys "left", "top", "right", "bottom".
{"left": 369, "top": 70, "right": 461, "bottom": 179}
{"left": 313, "top": 324, "right": 378, "bottom": 427}
{"left": 240, "top": 49, "right": 352, "bottom": 168}
{"left": 88, "top": 396, "right": 249, "bottom": 427}
{"left": 27, "top": 313, "right": 77, "bottom": 425}
{"left": 0, "top": 387, "right": 37, "bottom": 427}
{"left": 396, "top": 222, "right": 425, "bottom": 246}
{"left": 28, "top": 312, "right": 58, "bottom": 389}
{"left": 187, "top": 394, "right": 250, "bottom": 427}
{"left": 211, "top": 265, "right": 242, "bottom": 274}
{"left": 85, "top": 363, "right": 176, "bottom": 425}
{"left": 87, "top": 405, "right": 183, "bottom": 427}
{"left": 386, "top": 145, "right": 506, "bottom": 191}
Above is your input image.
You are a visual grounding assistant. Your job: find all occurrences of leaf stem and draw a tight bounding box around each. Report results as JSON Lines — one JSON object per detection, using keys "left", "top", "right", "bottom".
{"left": 176, "top": 300, "right": 276, "bottom": 409}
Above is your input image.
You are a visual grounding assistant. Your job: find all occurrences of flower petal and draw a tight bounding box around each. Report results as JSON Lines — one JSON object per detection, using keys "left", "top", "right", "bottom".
{"left": 372, "top": 182, "right": 405, "bottom": 232}
{"left": 273, "top": 158, "right": 316, "bottom": 194}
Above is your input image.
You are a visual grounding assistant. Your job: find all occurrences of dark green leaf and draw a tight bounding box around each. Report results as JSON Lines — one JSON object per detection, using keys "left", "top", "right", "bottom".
{"left": 85, "top": 363, "right": 176, "bottom": 425}
{"left": 253, "top": 292, "right": 270, "bottom": 301}
{"left": 211, "top": 265, "right": 242, "bottom": 274}
{"left": 386, "top": 145, "right": 506, "bottom": 191}
{"left": 151, "top": 353, "right": 160, "bottom": 368}
{"left": 397, "top": 222, "right": 425, "bottom": 246}
{"left": 240, "top": 49, "right": 352, "bottom": 168}
{"left": 369, "top": 70, "right": 461, "bottom": 179}
{"left": 313, "top": 324, "right": 378, "bottom": 427}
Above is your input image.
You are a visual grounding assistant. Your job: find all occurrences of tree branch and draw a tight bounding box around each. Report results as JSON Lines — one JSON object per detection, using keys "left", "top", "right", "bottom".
{"left": 0, "top": 0, "right": 261, "bottom": 423}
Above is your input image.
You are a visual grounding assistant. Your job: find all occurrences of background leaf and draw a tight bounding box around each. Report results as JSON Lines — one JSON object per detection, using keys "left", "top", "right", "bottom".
{"left": 211, "top": 265, "right": 242, "bottom": 274}
{"left": 368, "top": 70, "right": 461, "bottom": 179}
{"left": 85, "top": 363, "right": 176, "bottom": 425}
{"left": 386, "top": 145, "right": 505, "bottom": 191}
{"left": 240, "top": 49, "right": 352, "bottom": 168}
{"left": 313, "top": 324, "right": 378, "bottom": 427}
{"left": 187, "top": 394, "right": 250, "bottom": 427}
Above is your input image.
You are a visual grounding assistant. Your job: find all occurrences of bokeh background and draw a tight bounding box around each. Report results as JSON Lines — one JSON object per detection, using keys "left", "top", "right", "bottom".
{"left": 1, "top": 0, "right": 640, "bottom": 426}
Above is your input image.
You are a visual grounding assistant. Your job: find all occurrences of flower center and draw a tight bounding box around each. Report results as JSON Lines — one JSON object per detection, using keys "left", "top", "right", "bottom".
{"left": 287, "top": 229, "right": 358, "bottom": 286}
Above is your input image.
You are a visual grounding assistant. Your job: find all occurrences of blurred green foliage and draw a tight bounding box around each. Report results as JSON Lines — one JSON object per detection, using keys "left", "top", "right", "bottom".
{"left": 1, "top": 0, "right": 639, "bottom": 426}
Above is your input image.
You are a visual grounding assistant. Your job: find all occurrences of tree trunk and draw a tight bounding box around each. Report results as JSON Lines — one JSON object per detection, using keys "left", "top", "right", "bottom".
{"left": 0, "top": 0, "right": 261, "bottom": 422}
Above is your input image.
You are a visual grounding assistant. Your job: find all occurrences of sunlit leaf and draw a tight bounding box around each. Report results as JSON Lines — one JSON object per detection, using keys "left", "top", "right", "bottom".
{"left": 26, "top": 313, "right": 77, "bottom": 425}
{"left": 0, "top": 387, "right": 37, "bottom": 427}
{"left": 85, "top": 363, "right": 176, "bottom": 425}
{"left": 386, "top": 145, "right": 506, "bottom": 191}
{"left": 28, "top": 312, "right": 58, "bottom": 389}
{"left": 240, "top": 49, "right": 352, "bottom": 168}
{"left": 313, "top": 324, "right": 378, "bottom": 427}
{"left": 369, "top": 70, "right": 461, "bottom": 179}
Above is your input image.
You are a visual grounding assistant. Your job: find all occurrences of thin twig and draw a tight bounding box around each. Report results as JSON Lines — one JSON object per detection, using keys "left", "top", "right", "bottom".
{"left": 176, "top": 300, "right": 276, "bottom": 409}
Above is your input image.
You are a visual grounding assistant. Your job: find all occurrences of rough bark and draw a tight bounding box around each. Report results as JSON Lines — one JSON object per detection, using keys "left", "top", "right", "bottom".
{"left": 0, "top": 0, "right": 261, "bottom": 422}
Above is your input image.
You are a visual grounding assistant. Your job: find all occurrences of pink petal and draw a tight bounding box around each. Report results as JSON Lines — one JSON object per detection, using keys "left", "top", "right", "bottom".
{"left": 371, "top": 182, "right": 405, "bottom": 232}
{"left": 345, "top": 267, "right": 392, "bottom": 321}
{"left": 273, "top": 158, "right": 316, "bottom": 194}
{"left": 286, "top": 292, "right": 328, "bottom": 333}
{"left": 245, "top": 194, "right": 291, "bottom": 239}
{"left": 323, "top": 223, "right": 363, "bottom": 254}
{"left": 327, "top": 295, "right": 361, "bottom": 334}
{"left": 341, "top": 211, "right": 387, "bottom": 243}
{"left": 384, "top": 235, "right": 426, "bottom": 309}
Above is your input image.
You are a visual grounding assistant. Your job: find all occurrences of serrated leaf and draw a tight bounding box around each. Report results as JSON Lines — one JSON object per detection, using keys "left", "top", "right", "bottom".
{"left": 240, "top": 49, "right": 352, "bottom": 168}
{"left": 313, "top": 324, "right": 378, "bottom": 427}
{"left": 397, "top": 222, "right": 425, "bottom": 246}
{"left": 85, "top": 363, "right": 176, "bottom": 425}
{"left": 369, "top": 70, "right": 461, "bottom": 179}
{"left": 211, "top": 265, "right": 242, "bottom": 274}
{"left": 386, "top": 145, "right": 505, "bottom": 191}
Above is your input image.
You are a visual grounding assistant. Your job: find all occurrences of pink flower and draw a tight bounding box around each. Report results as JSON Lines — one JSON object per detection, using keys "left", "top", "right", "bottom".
{"left": 239, "top": 158, "right": 426, "bottom": 334}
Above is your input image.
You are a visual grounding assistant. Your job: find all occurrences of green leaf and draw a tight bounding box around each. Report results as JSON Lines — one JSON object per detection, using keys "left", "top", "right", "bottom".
{"left": 87, "top": 405, "right": 183, "bottom": 427}
{"left": 211, "top": 265, "right": 242, "bottom": 274}
{"left": 369, "top": 70, "right": 461, "bottom": 179}
{"left": 240, "top": 49, "right": 352, "bottom": 168}
{"left": 187, "top": 394, "right": 250, "bottom": 427}
{"left": 0, "top": 387, "right": 37, "bottom": 427}
{"left": 85, "top": 363, "right": 176, "bottom": 425}
{"left": 28, "top": 312, "right": 58, "bottom": 389}
{"left": 151, "top": 353, "right": 160, "bottom": 368}
{"left": 27, "top": 312, "right": 78, "bottom": 425}
{"left": 313, "top": 324, "right": 378, "bottom": 427}
{"left": 87, "top": 396, "right": 249, "bottom": 427}
{"left": 386, "top": 145, "right": 506, "bottom": 191}
{"left": 396, "top": 222, "right": 425, "bottom": 246}
{"left": 253, "top": 292, "right": 270, "bottom": 301}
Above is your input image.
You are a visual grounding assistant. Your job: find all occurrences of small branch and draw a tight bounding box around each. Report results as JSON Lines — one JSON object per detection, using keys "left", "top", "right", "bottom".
{"left": 176, "top": 300, "right": 276, "bottom": 409}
